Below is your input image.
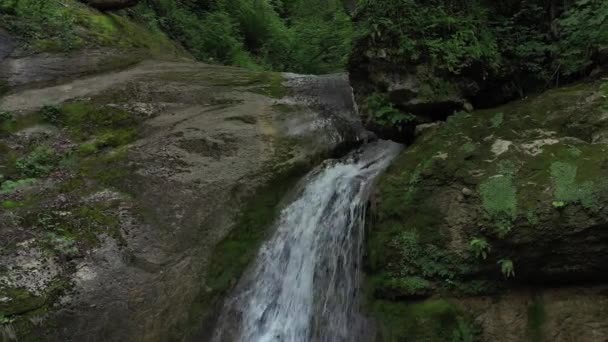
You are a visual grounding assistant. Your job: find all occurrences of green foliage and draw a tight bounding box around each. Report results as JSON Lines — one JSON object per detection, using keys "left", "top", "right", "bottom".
{"left": 15, "top": 146, "right": 58, "bottom": 178}
{"left": 0, "top": 0, "right": 78, "bottom": 51}
{"left": 357, "top": 0, "right": 499, "bottom": 73}
{"left": 453, "top": 316, "right": 476, "bottom": 342}
{"left": 366, "top": 93, "right": 415, "bottom": 127}
{"left": 136, "top": 0, "right": 353, "bottom": 73}
{"left": 469, "top": 238, "right": 491, "bottom": 260}
{"left": 498, "top": 259, "right": 515, "bottom": 278}
{"left": 1, "top": 200, "right": 20, "bottom": 209}
{"left": 557, "top": 0, "right": 608, "bottom": 76}
{"left": 355, "top": 0, "right": 608, "bottom": 100}
{"left": 387, "top": 231, "right": 465, "bottom": 281}
{"left": 0, "top": 178, "right": 36, "bottom": 195}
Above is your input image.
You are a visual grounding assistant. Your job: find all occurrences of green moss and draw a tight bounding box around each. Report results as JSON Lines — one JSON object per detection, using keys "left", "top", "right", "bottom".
{"left": 21, "top": 201, "right": 122, "bottom": 250}
{"left": 0, "top": 179, "right": 37, "bottom": 195}
{"left": 527, "top": 296, "right": 546, "bottom": 342}
{"left": 58, "top": 102, "right": 138, "bottom": 140}
{"left": 372, "top": 275, "right": 432, "bottom": 298}
{"left": 79, "top": 147, "right": 131, "bottom": 189}
{"left": 550, "top": 161, "right": 598, "bottom": 210}
{"left": 479, "top": 175, "right": 516, "bottom": 236}
{"left": 371, "top": 299, "right": 478, "bottom": 342}
{"left": 248, "top": 72, "right": 287, "bottom": 98}
{"left": 0, "top": 287, "right": 46, "bottom": 317}
{"left": 1, "top": 200, "right": 21, "bottom": 209}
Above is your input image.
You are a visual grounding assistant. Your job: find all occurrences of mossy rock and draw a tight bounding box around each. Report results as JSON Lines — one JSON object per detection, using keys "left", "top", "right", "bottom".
{"left": 371, "top": 299, "right": 479, "bottom": 342}
{"left": 368, "top": 80, "right": 608, "bottom": 303}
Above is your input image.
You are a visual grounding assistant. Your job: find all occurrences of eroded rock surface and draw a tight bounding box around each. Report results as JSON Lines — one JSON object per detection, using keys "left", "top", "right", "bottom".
{"left": 0, "top": 61, "right": 366, "bottom": 341}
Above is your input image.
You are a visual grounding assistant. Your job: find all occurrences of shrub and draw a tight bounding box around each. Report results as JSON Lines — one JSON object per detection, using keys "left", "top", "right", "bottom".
{"left": 557, "top": 0, "right": 608, "bottom": 76}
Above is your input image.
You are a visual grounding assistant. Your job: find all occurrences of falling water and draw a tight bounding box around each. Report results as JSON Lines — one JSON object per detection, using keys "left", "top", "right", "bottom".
{"left": 213, "top": 140, "right": 402, "bottom": 342}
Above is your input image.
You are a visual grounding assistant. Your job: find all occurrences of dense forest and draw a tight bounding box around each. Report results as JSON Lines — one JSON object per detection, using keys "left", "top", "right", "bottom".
{"left": 1, "top": 0, "right": 606, "bottom": 81}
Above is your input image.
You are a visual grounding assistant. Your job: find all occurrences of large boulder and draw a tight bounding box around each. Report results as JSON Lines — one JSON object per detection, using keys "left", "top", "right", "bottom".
{"left": 81, "top": 0, "right": 139, "bottom": 10}
{"left": 366, "top": 79, "right": 608, "bottom": 340}
{"left": 0, "top": 61, "right": 367, "bottom": 341}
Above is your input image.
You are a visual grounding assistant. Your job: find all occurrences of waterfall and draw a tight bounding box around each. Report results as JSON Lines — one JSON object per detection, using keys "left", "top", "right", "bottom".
{"left": 213, "top": 140, "right": 402, "bottom": 342}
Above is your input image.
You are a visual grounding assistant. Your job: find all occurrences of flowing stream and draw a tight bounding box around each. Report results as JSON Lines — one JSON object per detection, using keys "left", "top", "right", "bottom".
{"left": 213, "top": 140, "right": 402, "bottom": 342}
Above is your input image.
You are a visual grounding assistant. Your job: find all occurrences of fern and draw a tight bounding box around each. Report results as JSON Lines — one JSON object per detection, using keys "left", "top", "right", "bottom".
{"left": 469, "top": 238, "right": 491, "bottom": 260}
{"left": 498, "top": 259, "right": 515, "bottom": 278}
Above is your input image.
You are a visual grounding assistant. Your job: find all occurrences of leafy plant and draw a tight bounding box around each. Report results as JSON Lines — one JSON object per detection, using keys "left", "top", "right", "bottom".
{"left": 556, "top": 0, "right": 608, "bottom": 76}
{"left": 15, "top": 146, "right": 58, "bottom": 178}
{"left": 498, "top": 259, "right": 515, "bottom": 278}
{"left": 366, "top": 92, "right": 415, "bottom": 127}
{"left": 469, "top": 238, "right": 491, "bottom": 260}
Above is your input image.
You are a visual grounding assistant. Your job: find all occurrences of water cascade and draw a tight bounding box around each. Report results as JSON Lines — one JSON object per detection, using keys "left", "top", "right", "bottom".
{"left": 213, "top": 140, "right": 402, "bottom": 342}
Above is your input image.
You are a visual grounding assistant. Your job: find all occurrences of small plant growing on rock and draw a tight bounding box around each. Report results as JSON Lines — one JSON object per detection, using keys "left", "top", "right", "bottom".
{"left": 15, "top": 146, "right": 59, "bottom": 178}
{"left": 469, "top": 238, "right": 491, "bottom": 260}
{"left": 40, "top": 105, "right": 62, "bottom": 125}
{"left": 552, "top": 201, "right": 566, "bottom": 209}
{"left": 366, "top": 92, "right": 415, "bottom": 128}
{"left": 0, "top": 111, "right": 14, "bottom": 123}
{"left": 498, "top": 259, "right": 515, "bottom": 278}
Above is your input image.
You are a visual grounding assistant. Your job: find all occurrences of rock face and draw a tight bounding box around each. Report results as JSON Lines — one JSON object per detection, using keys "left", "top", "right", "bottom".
{"left": 0, "top": 49, "right": 150, "bottom": 93}
{"left": 0, "top": 30, "right": 15, "bottom": 62}
{"left": 366, "top": 80, "right": 608, "bottom": 341}
{"left": 81, "top": 0, "right": 139, "bottom": 10}
{"left": 0, "top": 61, "right": 366, "bottom": 341}
{"left": 348, "top": 40, "right": 482, "bottom": 143}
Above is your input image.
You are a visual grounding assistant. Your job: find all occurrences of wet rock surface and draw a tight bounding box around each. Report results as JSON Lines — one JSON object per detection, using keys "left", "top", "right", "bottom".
{"left": 0, "top": 61, "right": 367, "bottom": 341}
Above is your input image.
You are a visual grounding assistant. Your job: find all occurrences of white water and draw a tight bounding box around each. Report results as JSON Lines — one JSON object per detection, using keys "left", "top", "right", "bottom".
{"left": 213, "top": 141, "right": 402, "bottom": 342}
